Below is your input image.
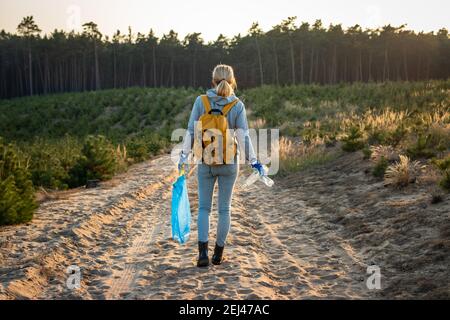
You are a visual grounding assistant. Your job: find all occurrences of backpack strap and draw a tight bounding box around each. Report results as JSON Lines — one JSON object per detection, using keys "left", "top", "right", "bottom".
{"left": 222, "top": 99, "right": 240, "bottom": 116}
{"left": 201, "top": 95, "right": 212, "bottom": 114}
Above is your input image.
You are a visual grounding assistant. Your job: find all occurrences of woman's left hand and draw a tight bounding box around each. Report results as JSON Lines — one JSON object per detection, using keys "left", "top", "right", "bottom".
{"left": 251, "top": 160, "right": 266, "bottom": 176}
{"left": 178, "top": 153, "right": 189, "bottom": 175}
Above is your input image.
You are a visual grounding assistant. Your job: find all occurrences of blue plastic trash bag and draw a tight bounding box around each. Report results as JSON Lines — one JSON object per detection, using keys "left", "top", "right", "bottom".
{"left": 171, "top": 175, "right": 191, "bottom": 244}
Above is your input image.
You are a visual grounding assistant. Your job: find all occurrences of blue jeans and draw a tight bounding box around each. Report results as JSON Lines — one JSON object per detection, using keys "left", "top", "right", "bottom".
{"left": 197, "top": 162, "right": 239, "bottom": 247}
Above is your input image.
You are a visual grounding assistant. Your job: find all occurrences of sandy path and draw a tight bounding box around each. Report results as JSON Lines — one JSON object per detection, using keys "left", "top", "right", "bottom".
{"left": 0, "top": 154, "right": 372, "bottom": 299}
{"left": 2, "top": 152, "right": 447, "bottom": 299}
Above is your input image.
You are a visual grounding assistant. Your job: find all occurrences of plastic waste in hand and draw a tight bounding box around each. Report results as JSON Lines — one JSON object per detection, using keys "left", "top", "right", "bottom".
{"left": 242, "top": 165, "right": 274, "bottom": 188}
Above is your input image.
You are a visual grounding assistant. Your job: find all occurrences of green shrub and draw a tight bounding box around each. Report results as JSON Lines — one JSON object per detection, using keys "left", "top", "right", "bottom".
{"left": 29, "top": 149, "right": 69, "bottom": 190}
{"left": 426, "top": 125, "right": 450, "bottom": 153}
{"left": 342, "top": 127, "right": 365, "bottom": 152}
{"left": 367, "top": 126, "right": 407, "bottom": 147}
{"left": 372, "top": 156, "right": 389, "bottom": 178}
{"left": 126, "top": 133, "right": 168, "bottom": 163}
{"left": 439, "top": 170, "right": 450, "bottom": 191}
{"left": 22, "top": 136, "right": 82, "bottom": 190}
{"left": 68, "top": 135, "right": 119, "bottom": 188}
{"left": 366, "top": 129, "right": 385, "bottom": 146}
{"left": 406, "top": 134, "right": 437, "bottom": 159}
{"left": 126, "top": 138, "right": 149, "bottom": 162}
{"left": 0, "top": 139, "right": 37, "bottom": 226}
{"left": 147, "top": 133, "right": 169, "bottom": 155}
{"left": 434, "top": 156, "right": 450, "bottom": 191}
{"left": 362, "top": 146, "right": 372, "bottom": 159}
{"left": 386, "top": 126, "right": 408, "bottom": 147}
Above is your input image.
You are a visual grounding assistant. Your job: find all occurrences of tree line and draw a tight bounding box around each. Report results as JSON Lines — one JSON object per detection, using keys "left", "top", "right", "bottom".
{"left": 1, "top": 16, "right": 449, "bottom": 99}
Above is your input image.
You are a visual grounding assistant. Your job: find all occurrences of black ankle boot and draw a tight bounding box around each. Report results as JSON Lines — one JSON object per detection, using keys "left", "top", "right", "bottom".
{"left": 212, "top": 243, "right": 225, "bottom": 265}
{"left": 197, "top": 241, "right": 209, "bottom": 268}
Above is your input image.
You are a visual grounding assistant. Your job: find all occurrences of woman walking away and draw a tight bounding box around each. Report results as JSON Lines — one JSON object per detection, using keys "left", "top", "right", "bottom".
{"left": 179, "top": 64, "right": 266, "bottom": 268}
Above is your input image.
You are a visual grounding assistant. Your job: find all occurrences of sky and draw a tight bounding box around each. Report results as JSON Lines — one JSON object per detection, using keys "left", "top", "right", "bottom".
{"left": 0, "top": 0, "right": 449, "bottom": 42}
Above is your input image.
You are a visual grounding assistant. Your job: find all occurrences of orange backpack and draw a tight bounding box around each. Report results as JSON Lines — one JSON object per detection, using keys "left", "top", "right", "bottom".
{"left": 193, "top": 95, "right": 240, "bottom": 165}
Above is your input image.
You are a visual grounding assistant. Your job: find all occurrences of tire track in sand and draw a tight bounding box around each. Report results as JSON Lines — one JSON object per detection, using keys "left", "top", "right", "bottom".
{"left": 104, "top": 156, "right": 177, "bottom": 299}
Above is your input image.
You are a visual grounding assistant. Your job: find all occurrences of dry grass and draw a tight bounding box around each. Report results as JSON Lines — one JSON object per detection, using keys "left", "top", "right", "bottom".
{"left": 336, "top": 109, "right": 410, "bottom": 142}
{"left": 279, "top": 136, "right": 324, "bottom": 159}
{"left": 370, "top": 145, "right": 400, "bottom": 163}
{"left": 419, "top": 108, "right": 450, "bottom": 127}
{"left": 384, "top": 155, "right": 424, "bottom": 188}
{"left": 278, "top": 137, "right": 336, "bottom": 174}
{"left": 248, "top": 118, "right": 267, "bottom": 129}
{"left": 115, "top": 144, "right": 128, "bottom": 170}
{"left": 363, "top": 108, "right": 410, "bottom": 132}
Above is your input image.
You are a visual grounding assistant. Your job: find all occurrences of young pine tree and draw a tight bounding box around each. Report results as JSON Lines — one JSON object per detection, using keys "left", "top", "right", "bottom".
{"left": 0, "top": 138, "right": 37, "bottom": 225}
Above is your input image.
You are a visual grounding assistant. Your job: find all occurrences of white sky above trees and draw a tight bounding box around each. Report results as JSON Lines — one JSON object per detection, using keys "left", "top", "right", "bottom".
{"left": 1, "top": 0, "right": 448, "bottom": 42}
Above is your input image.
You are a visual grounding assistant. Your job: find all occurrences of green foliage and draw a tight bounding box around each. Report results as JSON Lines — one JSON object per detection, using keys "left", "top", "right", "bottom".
{"left": 126, "top": 138, "right": 149, "bottom": 162}
{"left": 245, "top": 81, "right": 449, "bottom": 191}
{"left": 406, "top": 134, "right": 438, "bottom": 159}
{"left": 244, "top": 81, "right": 450, "bottom": 130}
{"left": 342, "top": 127, "right": 365, "bottom": 152}
{"left": 387, "top": 126, "right": 408, "bottom": 147}
{"left": 30, "top": 149, "right": 69, "bottom": 190}
{"left": 126, "top": 133, "right": 169, "bottom": 163}
{"left": 147, "top": 134, "right": 169, "bottom": 155}
{"left": 362, "top": 146, "right": 372, "bottom": 160}
{"left": 0, "top": 87, "right": 195, "bottom": 142}
{"left": 372, "top": 156, "right": 389, "bottom": 178}
{"left": 0, "top": 88, "right": 193, "bottom": 190}
{"left": 433, "top": 156, "right": 450, "bottom": 191}
{"left": 0, "top": 138, "right": 37, "bottom": 226}
{"left": 369, "top": 126, "right": 408, "bottom": 147}
{"left": 22, "top": 136, "right": 82, "bottom": 190}
{"left": 439, "top": 170, "right": 450, "bottom": 191}
{"left": 68, "top": 135, "right": 119, "bottom": 188}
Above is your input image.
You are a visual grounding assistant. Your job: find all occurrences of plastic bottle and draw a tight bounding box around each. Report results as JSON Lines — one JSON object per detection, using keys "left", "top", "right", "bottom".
{"left": 261, "top": 174, "right": 275, "bottom": 187}
{"left": 242, "top": 165, "right": 274, "bottom": 188}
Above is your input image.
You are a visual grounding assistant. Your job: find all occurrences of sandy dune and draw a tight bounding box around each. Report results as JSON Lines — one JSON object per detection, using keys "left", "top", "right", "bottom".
{"left": 0, "top": 152, "right": 448, "bottom": 299}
